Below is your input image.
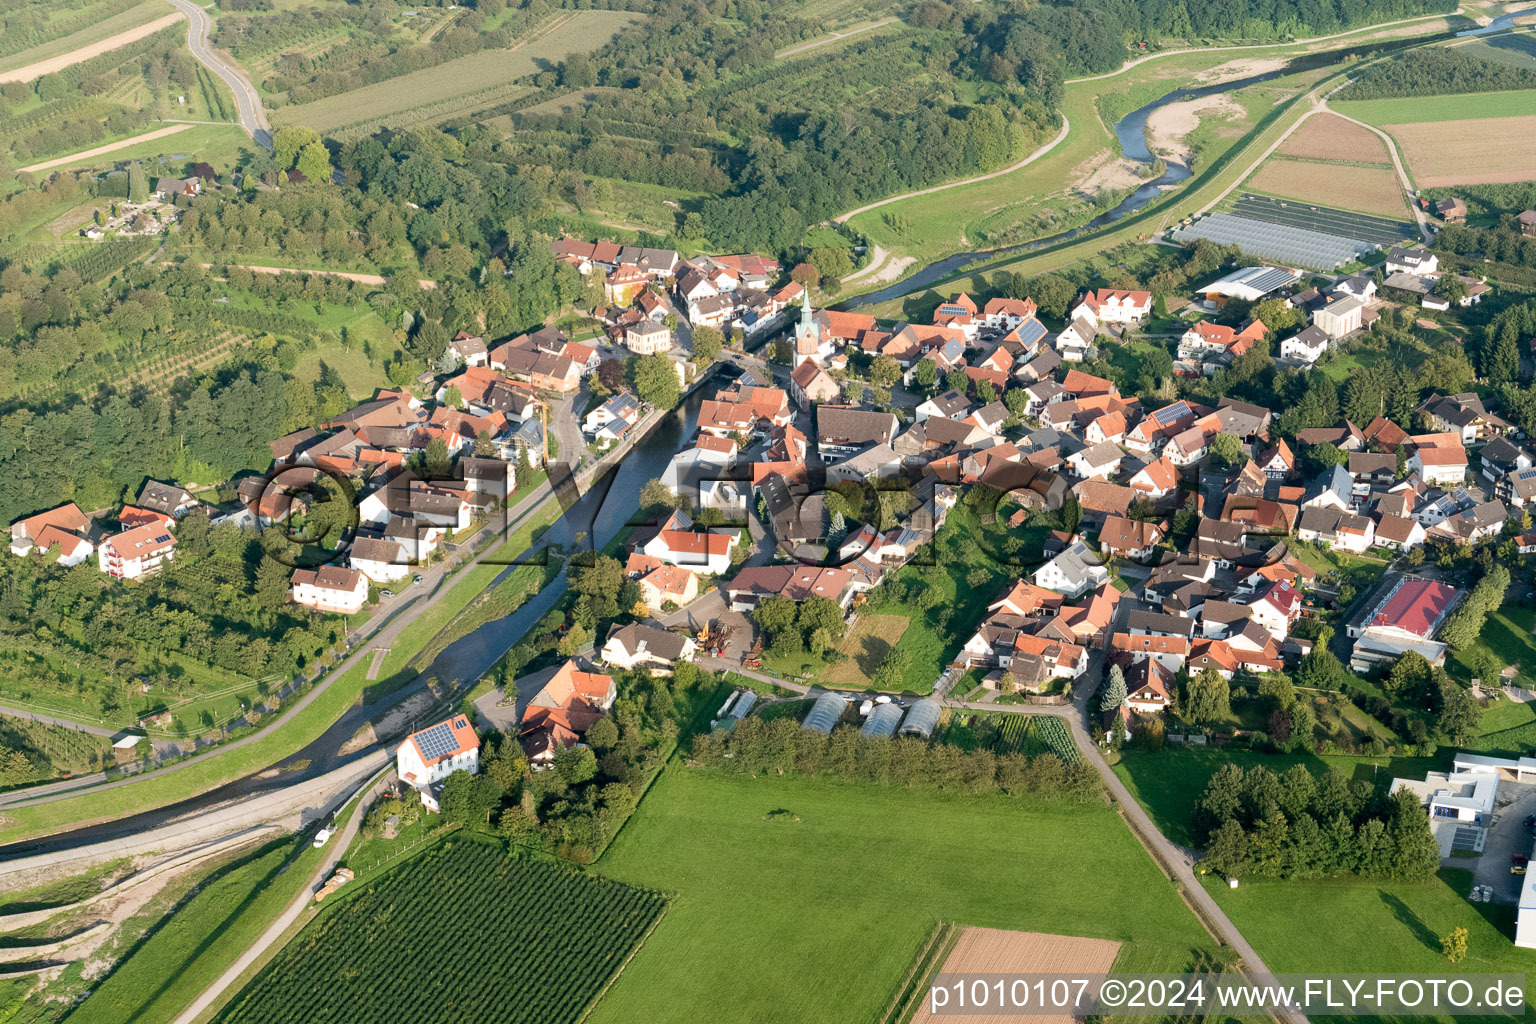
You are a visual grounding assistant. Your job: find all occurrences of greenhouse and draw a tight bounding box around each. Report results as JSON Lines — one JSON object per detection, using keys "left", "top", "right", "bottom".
{"left": 861, "top": 702, "right": 903, "bottom": 738}
{"left": 898, "top": 699, "right": 942, "bottom": 740}
{"left": 802, "top": 692, "right": 849, "bottom": 734}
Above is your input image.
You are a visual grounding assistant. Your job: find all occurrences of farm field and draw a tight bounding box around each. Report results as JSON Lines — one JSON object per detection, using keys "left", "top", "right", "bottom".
{"left": 1245, "top": 159, "right": 1408, "bottom": 217}
{"left": 1457, "top": 33, "right": 1536, "bottom": 68}
{"left": 945, "top": 712, "right": 1080, "bottom": 762}
{"left": 1332, "top": 88, "right": 1536, "bottom": 124}
{"left": 1276, "top": 111, "right": 1390, "bottom": 163}
{"left": 910, "top": 928, "right": 1122, "bottom": 1024}
{"left": 215, "top": 839, "right": 667, "bottom": 1024}
{"left": 1383, "top": 114, "right": 1536, "bottom": 186}
{"left": 273, "top": 11, "right": 643, "bottom": 137}
{"left": 0, "top": 1, "right": 169, "bottom": 78}
{"left": 588, "top": 767, "right": 1219, "bottom": 1024}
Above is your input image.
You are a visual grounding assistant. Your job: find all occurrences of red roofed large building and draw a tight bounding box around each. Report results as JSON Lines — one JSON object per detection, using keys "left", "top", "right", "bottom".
{"left": 1348, "top": 577, "right": 1462, "bottom": 670}
{"left": 397, "top": 714, "right": 480, "bottom": 811}
{"left": 642, "top": 528, "right": 738, "bottom": 574}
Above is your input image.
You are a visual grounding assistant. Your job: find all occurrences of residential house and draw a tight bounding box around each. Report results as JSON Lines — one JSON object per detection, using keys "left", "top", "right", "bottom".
{"left": 915, "top": 389, "right": 973, "bottom": 424}
{"left": 137, "top": 480, "right": 201, "bottom": 518}
{"left": 789, "top": 359, "right": 839, "bottom": 410}
{"left": 815, "top": 406, "right": 898, "bottom": 457}
{"left": 290, "top": 565, "right": 369, "bottom": 614}
{"left": 625, "top": 320, "right": 673, "bottom": 355}
{"left": 724, "top": 565, "right": 855, "bottom": 612}
{"left": 1129, "top": 455, "right": 1180, "bottom": 498}
{"left": 97, "top": 524, "right": 176, "bottom": 580}
{"left": 1419, "top": 393, "right": 1511, "bottom": 445}
{"left": 350, "top": 537, "right": 410, "bottom": 583}
{"left": 1074, "top": 288, "right": 1152, "bottom": 325}
{"left": 397, "top": 715, "right": 480, "bottom": 811}
{"left": 1124, "top": 660, "right": 1175, "bottom": 713}
{"left": 1033, "top": 541, "right": 1108, "bottom": 598}
{"left": 1372, "top": 514, "right": 1426, "bottom": 551}
{"left": 1409, "top": 444, "right": 1469, "bottom": 487}
{"left": 1385, "top": 247, "right": 1439, "bottom": 277}
{"left": 1067, "top": 442, "right": 1125, "bottom": 482}
{"left": 1053, "top": 317, "right": 1098, "bottom": 362}
{"left": 1312, "top": 293, "right": 1367, "bottom": 339}
{"left": 642, "top": 528, "right": 737, "bottom": 575}
{"left": 9, "top": 503, "right": 95, "bottom": 565}
{"left": 1280, "top": 325, "right": 1332, "bottom": 364}
{"left": 600, "top": 622, "right": 698, "bottom": 672}
{"left": 626, "top": 554, "right": 700, "bottom": 612}
{"left": 1296, "top": 506, "right": 1376, "bottom": 553}
{"left": 1099, "top": 516, "right": 1164, "bottom": 560}
{"left": 521, "top": 661, "right": 617, "bottom": 764}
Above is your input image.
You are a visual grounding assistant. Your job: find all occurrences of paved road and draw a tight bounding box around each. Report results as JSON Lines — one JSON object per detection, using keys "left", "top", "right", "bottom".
{"left": 168, "top": 768, "right": 396, "bottom": 1024}
{"left": 164, "top": 0, "right": 272, "bottom": 148}
{"left": 0, "top": 703, "right": 121, "bottom": 739}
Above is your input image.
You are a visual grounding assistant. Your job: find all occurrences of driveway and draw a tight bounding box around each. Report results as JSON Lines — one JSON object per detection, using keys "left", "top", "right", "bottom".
{"left": 1471, "top": 780, "right": 1536, "bottom": 904}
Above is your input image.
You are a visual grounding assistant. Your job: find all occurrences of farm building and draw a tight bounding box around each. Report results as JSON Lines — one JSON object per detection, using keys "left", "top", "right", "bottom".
{"left": 1196, "top": 266, "right": 1300, "bottom": 306}
{"left": 861, "top": 702, "right": 904, "bottom": 738}
{"left": 899, "top": 699, "right": 942, "bottom": 740}
{"left": 803, "top": 692, "right": 849, "bottom": 734}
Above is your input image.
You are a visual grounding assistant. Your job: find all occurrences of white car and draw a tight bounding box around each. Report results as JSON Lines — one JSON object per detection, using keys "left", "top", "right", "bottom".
{"left": 313, "top": 826, "right": 335, "bottom": 849}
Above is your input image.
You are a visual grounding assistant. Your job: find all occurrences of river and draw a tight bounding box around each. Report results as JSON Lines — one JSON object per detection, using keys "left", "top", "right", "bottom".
{"left": 837, "top": 46, "right": 1379, "bottom": 309}
{"left": 0, "top": 388, "right": 712, "bottom": 857}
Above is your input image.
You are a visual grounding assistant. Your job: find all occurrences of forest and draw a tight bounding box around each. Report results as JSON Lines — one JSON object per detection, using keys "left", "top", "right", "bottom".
{"left": 1339, "top": 46, "right": 1536, "bottom": 99}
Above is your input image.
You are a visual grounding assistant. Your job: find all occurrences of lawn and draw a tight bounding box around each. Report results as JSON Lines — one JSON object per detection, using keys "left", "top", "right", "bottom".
{"left": 1112, "top": 747, "right": 1445, "bottom": 847}
{"left": 15, "top": 124, "right": 250, "bottom": 180}
{"left": 1206, "top": 868, "right": 1536, "bottom": 1016}
{"left": 1331, "top": 88, "right": 1536, "bottom": 125}
{"left": 1450, "top": 603, "right": 1536, "bottom": 689}
{"left": 588, "top": 767, "right": 1219, "bottom": 1024}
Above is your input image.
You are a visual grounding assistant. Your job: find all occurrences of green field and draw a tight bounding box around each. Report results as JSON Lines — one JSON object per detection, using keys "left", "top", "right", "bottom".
{"left": 273, "top": 11, "right": 643, "bottom": 136}
{"left": 216, "top": 839, "right": 667, "bottom": 1024}
{"left": 588, "top": 767, "right": 1218, "bottom": 1024}
{"left": 1206, "top": 868, "right": 1536, "bottom": 1017}
{"left": 1332, "top": 88, "right": 1536, "bottom": 125}
{"left": 20, "top": 124, "right": 250, "bottom": 178}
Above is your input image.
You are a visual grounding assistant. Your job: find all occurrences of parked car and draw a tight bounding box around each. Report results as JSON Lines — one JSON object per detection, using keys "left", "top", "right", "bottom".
{"left": 313, "top": 825, "right": 335, "bottom": 849}
{"left": 412, "top": 574, "right": 425, "bottom": 585}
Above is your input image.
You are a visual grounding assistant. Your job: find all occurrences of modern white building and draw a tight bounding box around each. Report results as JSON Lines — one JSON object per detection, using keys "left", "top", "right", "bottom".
{"left": 1389, "top": 768, "right": 1497, "bottom": 824}
{"left": 397, "top": 715, "right": 481, "bottom": 812}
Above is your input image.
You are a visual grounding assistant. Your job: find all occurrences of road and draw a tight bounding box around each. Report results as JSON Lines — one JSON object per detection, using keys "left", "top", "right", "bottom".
{"left": 168, "top": 769, "right": 397, "bottom": 1024}
{"left": 833, "top": 116, "right": 1071, "bottom": 225}
{"left": 164, "top": 0, "right": 272, "bottom": 148}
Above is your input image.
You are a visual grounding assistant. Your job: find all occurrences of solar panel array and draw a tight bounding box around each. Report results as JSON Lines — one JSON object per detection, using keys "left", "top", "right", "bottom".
{"left": 1154, "top": 400, "right": 1193, "bottom": 426}
{"left": 414, "top": 722, "right": 460, "bottom": 761}
{"left": 1014, "top": 318, "right": 1047, "bottom": 348}
{"left": 1231, "top": 195, "right": 1415, "bottom": 247}
{"left": 1236, "top": 266, "right": 1299, "bottom": 293}
{"left": 1170, "top": 213, "right": 1371, "bottom": 269}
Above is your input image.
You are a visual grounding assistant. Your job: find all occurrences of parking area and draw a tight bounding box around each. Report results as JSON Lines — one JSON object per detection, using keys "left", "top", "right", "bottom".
{"left": 1468, "top": 780, "right": 1536, "bottom": 905}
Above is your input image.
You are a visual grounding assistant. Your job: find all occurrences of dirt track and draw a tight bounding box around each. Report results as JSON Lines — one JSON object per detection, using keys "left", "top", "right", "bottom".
{"left": 20, "top": 124, "right": 194, "bottom": 173}
{"left": 0, "top": 12, "right": 184, "bottom": 83}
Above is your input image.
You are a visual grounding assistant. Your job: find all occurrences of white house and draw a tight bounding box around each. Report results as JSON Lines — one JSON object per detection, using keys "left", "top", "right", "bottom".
{"left": 397, "top": 715, "right": 481, "bottom": 812}
{"left": 97, "top": 524, "right": 176, "bottom": 580}
{"left": 1410, "top": 445, "right": 1468, "bottom": 486}
{"left": 1385, "top": 247, "right": 1439, "bottom": 277}
{"left": 1053, "top": 318, "right": 1097, "bottom": 362}
{"left": 9, "top": 503, "right": 95, "bottom": 565}
{"left": 600, "top": 622, "right": 698, "bottom": 672}
{"left": 290, "top": 565, "right": 370, "bottom": 614}
{"left": 1280, "top": 325, "right": 1332, "bottom": 365}
{"left": 1067, "top": 442, "right": 1125, "bottom": 482}
{"left": 642, "top": 528, "right": 738, "bottom": 575}
{"left": 1390, "top": 767, "right": 1496, "bottom": 824}
{"left": 1074, "top": 288, "right": 1152, "bottom": 325}
{"left": 349, "top": 537, "right": 410, "bottom": 584}
{"left": 1312, "top": 294, "right": 1366, "bottom": 339}
{"left": 1033, "top": 541, "right": 1108, "bottom": 598}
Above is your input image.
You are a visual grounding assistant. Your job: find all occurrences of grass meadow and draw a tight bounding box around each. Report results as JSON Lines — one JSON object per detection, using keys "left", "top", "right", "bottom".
{"left": 589, "top": 767, "right": 1219, "bottom": 1024}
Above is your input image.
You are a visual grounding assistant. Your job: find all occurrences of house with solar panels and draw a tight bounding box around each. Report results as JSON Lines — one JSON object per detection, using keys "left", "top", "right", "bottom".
{"left": 397, "top": 715, "right": 481, "bottom": 812}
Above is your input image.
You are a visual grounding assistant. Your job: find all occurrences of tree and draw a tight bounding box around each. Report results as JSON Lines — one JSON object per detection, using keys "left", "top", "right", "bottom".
{"left": 273, "top": 125, "right": 321, "bottom": 170}
{"left": 1183, "top": 669, "right": 1231, "bottom": 724}
{"left": 1100, "top": 664, "right": 1127, "bottom": 713}
{"left": 1438, "top": 682, "right": 1482, "bottom": 745}
{"left": 1436, "top": 274, "right": 1467, "bottom": 305}
{"left": 869, "top": 355, "right": 901, "bottom": 388}
{"left": 912, "top": 359, "right": 939, "bottom": 392}
{"left": 127, "top": 163, "right": 148, "bottom": 203}
{"left": 1251, "top": 297, "right": 1300, "bottom": 332}
{"left": 1028, "top": 274, "right": 1076, "bottom": 318}
{"left": 1441, "top": 926, "right": 1468, "bottom": 963}
{"left": 1209, "top": 433, "right": 1243, "bottom": 470}
{"left": 438, "top": 770, "right": 498, "bottom": 823}
{"left": 597, "top": 359, "right": 625, "bottom": 393}
{"left": 422, "top": 437, "right": 452, "bottom": 478}
{"left": 553, "top": 743, "right": 598, "bottom": 785}
{"left": 1203, "top": 818, "right": 1252, "bottom": 877}
{"left": 631, "top": 353, "right": 680, "bottom": 409}
{"left": 255, "top": 556, "right": 291, "bottom": 609}
{"left": 295, "top": 140, "right": 333, "bottom": 185}
{"left": 873, "top": 646, "right": 910, "bottom": 690}
{"left": 944, "top": 368, "right": 969, "bottom": 395}
{"left": 559, "top": 620, "right": 591, "bottom": 656}
{"left": 691, "top": 325, "right": 723, "bottom": 364}
{"left": 639, "top": 478, "right": 680, "bottom": 518}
